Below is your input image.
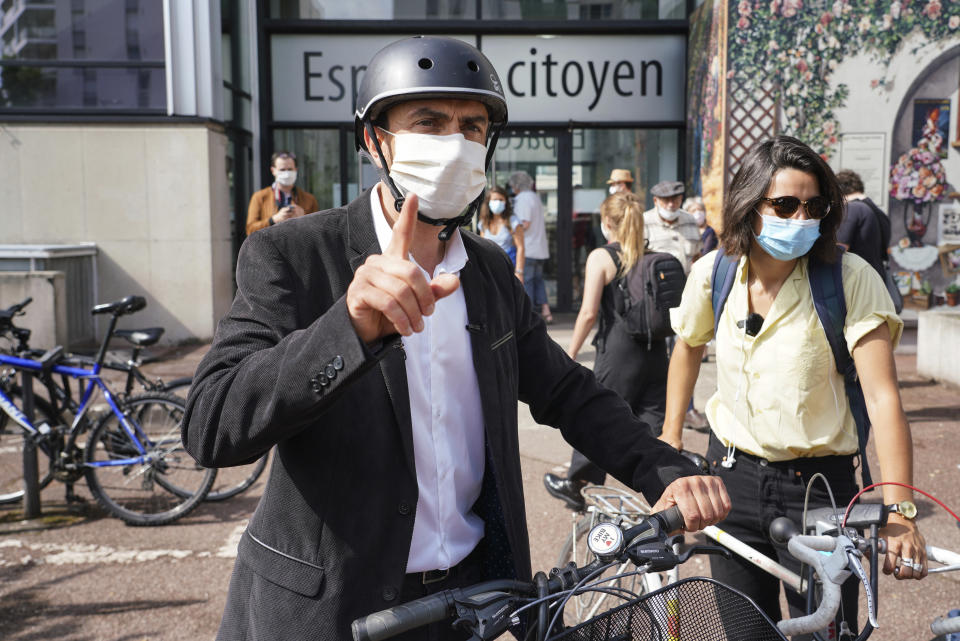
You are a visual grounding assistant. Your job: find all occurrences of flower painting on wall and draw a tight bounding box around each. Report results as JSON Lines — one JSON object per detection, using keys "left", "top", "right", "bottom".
{"left": 912, "top": 98, "right": 951, "bottom": 159}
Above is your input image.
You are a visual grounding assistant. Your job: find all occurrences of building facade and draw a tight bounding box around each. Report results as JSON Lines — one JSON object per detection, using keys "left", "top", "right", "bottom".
{"left": 1, "top": 0, "right": 697, "bottom": 343}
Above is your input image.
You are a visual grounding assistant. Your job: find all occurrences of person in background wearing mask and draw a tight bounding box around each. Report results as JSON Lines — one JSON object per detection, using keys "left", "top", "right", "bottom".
{"left": 644, "top": 181, "right": 707, "bottom": 430}
{"left": 544, "top": 192, "right": 670, "bottom": 511}
{"left": 477, "top": 186, "right": 525, "bottom": 280}
{"left": 182, "top": 36, "right": 729, "bottom": 641}
{"left": 606, "top": 168, "right": 634, "bottom": 195}
{"left": 643, "top": 180, "right": 702, "bottom": 274}
{"left": 684, "top": 195, "right": 717, "bottom": 258}
{"left": 245, "top": 151, "right": 320, "bottom": 235}
{"left": 660, "top": 135, "right": 925, "bottom": 631}
{"left": 511, "top": 170, "right": 553, "bottom": 323}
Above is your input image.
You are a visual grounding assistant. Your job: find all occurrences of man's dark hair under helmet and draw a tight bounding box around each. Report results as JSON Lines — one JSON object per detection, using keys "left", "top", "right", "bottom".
{"left": 354, "top": 36, "right": 509, "bottom": 241}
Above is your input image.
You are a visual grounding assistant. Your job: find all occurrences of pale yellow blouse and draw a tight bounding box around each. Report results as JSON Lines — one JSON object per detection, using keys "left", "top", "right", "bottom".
{"left": 670, "top": 250, "right": 902, "bottom": 461}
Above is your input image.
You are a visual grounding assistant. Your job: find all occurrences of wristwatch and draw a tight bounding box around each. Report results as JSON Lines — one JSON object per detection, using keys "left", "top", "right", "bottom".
{"left": 890, "top": 500, "right": 917, "bottom": 520}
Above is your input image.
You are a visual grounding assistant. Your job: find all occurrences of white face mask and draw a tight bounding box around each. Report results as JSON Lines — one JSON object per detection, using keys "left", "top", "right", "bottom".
{"left": 275, "top": 169, "right": 297, "bottom": 187}
{"left": 488, "top": 199, "right": 506, "bottom": 215}
{"left": 382, "top": 131, "right": 488, "bottom": 221}
{"left": 657, "top": 205, "right": 680, "bottom": 222}
{"left": 608, "top": 185, "right": 619, "bottom": 195}
{"left": 693, "top": 210, "right": 706, "bottom": 227}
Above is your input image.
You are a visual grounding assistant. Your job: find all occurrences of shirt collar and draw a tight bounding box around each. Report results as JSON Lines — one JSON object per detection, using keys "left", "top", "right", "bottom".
{"left": 369, "top": 184, "right": 469, "bottom": 276}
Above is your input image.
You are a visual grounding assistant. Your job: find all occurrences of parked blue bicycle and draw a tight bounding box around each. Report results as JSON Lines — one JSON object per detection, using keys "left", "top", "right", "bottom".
{"left": 0, "top": 295, "right": 214, "bottom": 525}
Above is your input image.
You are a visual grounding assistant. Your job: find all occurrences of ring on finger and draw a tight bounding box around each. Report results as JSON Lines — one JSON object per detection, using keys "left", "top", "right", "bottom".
{"left": 911, "top": 562, "right": 923, "bottom": 572}
{"left": 900, "top": 556, "right": 914, "bottom": 565}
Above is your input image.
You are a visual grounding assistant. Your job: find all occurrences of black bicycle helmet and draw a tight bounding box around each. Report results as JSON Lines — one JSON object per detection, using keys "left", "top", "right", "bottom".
{"left": 354, "top": 36, "right": 509, "bottom": 240}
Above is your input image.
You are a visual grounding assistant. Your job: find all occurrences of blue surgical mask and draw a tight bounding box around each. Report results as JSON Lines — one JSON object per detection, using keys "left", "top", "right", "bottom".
{"left": 754, "top": 215, "right": 821, "bottom": 261}
{"left": 489, "top": 199, "right": 506, "bottom": 215}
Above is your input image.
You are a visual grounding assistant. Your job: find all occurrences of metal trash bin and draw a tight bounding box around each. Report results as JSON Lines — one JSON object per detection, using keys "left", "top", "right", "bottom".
{"left": 0, "top": 243, "right": 98, "bottom": 346}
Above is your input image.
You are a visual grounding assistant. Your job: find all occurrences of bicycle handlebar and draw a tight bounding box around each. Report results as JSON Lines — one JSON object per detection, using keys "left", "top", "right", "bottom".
{"left": 770, "top": 516, "right": 878, "bottom": 640}
{"left": 931, "top": 615, "right": 960, "bottom": 636}
{"left": 351, "top": 506, "right": 687, "bottom": 641}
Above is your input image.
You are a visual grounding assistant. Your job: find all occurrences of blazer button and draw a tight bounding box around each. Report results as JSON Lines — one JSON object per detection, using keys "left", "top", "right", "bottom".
{"left": 398, "top": 501, "right": 411, "bottom": 515}
{"left": 333, "top": 355, "right": 344, "bottom": 370}
{"left": 324, "top": 364, "right": 337, "bottom": 380}
{"left": 382, "top": 586, "right": 397, "bottom": 601}
{"left": 318, "top": 374, "right": 330, "bottom": 387}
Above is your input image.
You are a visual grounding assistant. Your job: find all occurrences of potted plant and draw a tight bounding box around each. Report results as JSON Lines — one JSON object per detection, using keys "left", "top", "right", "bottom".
{"left": 912, "top": 281, "right": 933, "bottom": 309}
{"left": 946, "top": 283, "right": 960, "bottom": 307}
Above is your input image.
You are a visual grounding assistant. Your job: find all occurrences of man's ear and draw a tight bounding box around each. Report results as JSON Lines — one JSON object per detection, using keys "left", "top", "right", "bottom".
{"left": 362, "top": 126, "right": 387, "bottom": 170}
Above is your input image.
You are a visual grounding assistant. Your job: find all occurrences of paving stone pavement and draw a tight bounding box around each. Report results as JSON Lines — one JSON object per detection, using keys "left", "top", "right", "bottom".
{"left": 1, "top": 314, "right": 957, "bottom": 641}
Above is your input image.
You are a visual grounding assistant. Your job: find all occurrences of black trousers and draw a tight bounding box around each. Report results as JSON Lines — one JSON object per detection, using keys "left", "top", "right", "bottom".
{"left": 705, "top": 433, "right": 862, "bottom": 640}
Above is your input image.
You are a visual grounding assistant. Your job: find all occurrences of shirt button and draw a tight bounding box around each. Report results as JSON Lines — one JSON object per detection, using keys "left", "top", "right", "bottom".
{"left": 324, "top": 364, "right": 337, "bottom": 380}
{"left": 382, "top": 586, "right": 397, "bottom": 601}
{"left": 398, "top": 501, "right": 411, "bottom": 515}
{"left": 332, "top": 355, "right": 344, "bottom": 370}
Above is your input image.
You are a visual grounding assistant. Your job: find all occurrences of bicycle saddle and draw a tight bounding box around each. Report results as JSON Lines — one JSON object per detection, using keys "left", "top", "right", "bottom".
{"left": 113, "top": 327, "right": 164, "bottom": 347}
{"left": 91, "top": 295, "right": 147, "bottom": 317}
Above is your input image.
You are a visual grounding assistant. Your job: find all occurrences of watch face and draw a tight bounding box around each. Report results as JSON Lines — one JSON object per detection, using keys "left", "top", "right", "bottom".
{"left": 898, "top": 500, "right": 917, "bottom": 519}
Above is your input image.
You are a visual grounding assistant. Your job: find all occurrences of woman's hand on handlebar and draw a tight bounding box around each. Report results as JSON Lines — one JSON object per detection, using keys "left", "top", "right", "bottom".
{"left": 651, "top": 474, "right": 730, "bottom": 533}
{"left": 881, "top": 515, "right": 928, "bottom": 581}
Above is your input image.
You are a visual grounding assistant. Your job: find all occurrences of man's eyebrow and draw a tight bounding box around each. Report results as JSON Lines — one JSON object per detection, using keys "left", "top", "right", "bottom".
{"left": 406, "top": 107, "right": 450, "bottom": 122}
{"left": 462, "top": 114, "right": 489, "bottom": 127}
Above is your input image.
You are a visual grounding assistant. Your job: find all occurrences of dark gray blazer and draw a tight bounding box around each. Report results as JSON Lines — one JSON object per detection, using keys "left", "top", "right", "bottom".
{"left": 182, "top": 188, "right": 698, "bottom": 641}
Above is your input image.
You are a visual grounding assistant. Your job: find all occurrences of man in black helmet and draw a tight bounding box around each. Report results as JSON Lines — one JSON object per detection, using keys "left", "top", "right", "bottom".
{"left": 183, "top": 36, "right": 729, "bottom": 641}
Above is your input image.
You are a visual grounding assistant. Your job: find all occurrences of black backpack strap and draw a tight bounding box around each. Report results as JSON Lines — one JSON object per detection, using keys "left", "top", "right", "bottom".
{"left": 710, "top": 247, "right": 739, "bottom": 338}
{"left": 808, "top": 247, "right": 873, "bottom": 487}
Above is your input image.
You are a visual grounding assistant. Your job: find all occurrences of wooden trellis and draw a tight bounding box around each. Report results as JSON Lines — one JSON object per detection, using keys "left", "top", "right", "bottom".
{"left": 724, "top": 77, "right": 780, "bottom": 185}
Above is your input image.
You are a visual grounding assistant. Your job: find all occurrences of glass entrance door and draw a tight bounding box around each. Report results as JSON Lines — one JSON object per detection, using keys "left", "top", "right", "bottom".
{"left": 490, "top": 128, "right": 573, "bottom": 311}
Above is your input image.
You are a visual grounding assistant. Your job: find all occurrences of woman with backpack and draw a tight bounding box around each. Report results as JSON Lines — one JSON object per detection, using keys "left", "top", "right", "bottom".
{"left": 659, "top": 135, "right": 926, "bottom": 629}
{"left": 543, "top": 191, "right": 671, "bottom": 510}
{"left": 477, "top": 185, "right": 525, "bottom": 281}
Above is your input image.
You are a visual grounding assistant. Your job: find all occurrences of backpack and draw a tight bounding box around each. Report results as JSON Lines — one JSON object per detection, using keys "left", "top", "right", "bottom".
{"left": 606, "top": 244, "right": 686, "bottom": 349}
{"left": 710, "top": 246, "right": 874, "bottom": 486}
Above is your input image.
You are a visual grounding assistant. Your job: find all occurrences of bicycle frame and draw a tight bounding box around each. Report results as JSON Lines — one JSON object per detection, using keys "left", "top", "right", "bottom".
{"left": 0, "top": 352, "right": 152, "bottom": 468}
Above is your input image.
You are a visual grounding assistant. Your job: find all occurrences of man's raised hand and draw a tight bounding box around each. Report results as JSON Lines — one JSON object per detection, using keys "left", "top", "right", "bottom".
{"left": 346, "top": 193, "right": 460, "bottom": 344}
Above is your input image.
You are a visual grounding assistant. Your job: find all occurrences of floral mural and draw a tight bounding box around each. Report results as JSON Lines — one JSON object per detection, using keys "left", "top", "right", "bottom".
{"left": 729, "top": 0, "right": 960, "bottom": 160}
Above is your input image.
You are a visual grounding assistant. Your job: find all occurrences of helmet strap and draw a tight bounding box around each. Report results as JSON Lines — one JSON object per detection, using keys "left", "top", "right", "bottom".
{"left": 364, "top": 120, "right": 406, "bottom": 213}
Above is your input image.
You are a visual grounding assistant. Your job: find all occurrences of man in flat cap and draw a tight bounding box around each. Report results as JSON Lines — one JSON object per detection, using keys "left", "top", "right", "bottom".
{"left": 606, "top": 168, "right": 634, "bottom": 195}
{"left": 643, "top": 180, "right": 708, "bottom": 431}
{"left": 643, "top": 180, "right": 701, "bottom": 274}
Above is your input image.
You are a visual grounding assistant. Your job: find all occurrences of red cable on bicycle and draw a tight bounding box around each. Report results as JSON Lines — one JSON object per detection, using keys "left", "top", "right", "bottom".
{"left": 842, "top": 481, "right": 960, "bottom": 527}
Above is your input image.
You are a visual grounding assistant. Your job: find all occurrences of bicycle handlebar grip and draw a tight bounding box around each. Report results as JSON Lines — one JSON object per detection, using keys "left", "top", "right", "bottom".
{"left": 351, "top": 593, "right": 451, "bottom": 641}
{"left": 769, "top": 517, "right": 801, "bottom": 545}
{"left": 931, "top": 614, "right": 960, "bottom": 636}
{"left": 656, "top": 505, "right": 685, "bottom": 533}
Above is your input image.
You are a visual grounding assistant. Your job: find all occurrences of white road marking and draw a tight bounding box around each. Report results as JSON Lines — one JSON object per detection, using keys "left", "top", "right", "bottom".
{"left": 217, "top": 522, "right": 247, "bottom": 558}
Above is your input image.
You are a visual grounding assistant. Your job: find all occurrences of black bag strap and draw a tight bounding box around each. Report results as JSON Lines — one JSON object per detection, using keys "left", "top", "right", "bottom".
{"left": 808, "top": 247, "right": 873, "bottom": 487}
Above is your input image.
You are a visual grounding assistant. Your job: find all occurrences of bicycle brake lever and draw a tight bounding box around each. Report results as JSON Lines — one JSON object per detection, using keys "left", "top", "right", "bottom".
{"left": 676, "top": 544, "right": 732, "bottom": 563}
{"left": 846, "top": 549, "right": 878, "bottom": 629}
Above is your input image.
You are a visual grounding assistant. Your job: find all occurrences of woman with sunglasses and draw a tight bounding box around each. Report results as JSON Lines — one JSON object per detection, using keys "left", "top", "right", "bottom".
{"left": 659, "top": 135, "right": 925, "bottom": 630}
{"left": 478, "top": 186, "right": 525, "bottom": 281}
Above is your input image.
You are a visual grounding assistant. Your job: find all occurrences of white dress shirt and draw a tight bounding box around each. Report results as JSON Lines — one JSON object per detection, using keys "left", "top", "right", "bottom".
{"left": 370, "top": 186, "right": 486, "bottom": 573}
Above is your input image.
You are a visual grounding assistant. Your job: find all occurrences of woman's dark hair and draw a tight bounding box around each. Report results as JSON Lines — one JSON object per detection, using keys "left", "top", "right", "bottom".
{"left": 478, "top": 185, "right": 513, "bottom": 230}
{"left": 721, "top": 135, "right": 844, "bottom": 263}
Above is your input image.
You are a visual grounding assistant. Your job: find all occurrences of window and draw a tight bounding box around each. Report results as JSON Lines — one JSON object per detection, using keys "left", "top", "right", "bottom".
{"left": 0, "top": 0, "right": 165, "bottom": 111}
{"left": 268, "top": 0, "right": 477, "bottom": 20}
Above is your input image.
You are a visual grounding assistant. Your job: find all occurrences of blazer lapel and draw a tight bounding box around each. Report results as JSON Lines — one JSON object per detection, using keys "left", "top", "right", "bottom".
{"left": 346, "top": 188, "right": 417, "bottom": 474}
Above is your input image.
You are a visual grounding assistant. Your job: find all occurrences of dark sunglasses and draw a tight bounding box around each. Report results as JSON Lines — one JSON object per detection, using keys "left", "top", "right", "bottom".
{"left": 761, "top": 196, "right": 831, "bottom": 220}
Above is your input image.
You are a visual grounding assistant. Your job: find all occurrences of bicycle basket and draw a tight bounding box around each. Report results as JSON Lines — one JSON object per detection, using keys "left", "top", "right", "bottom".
{"left": 549, "top": 577, "right": 786, "bottom": 641}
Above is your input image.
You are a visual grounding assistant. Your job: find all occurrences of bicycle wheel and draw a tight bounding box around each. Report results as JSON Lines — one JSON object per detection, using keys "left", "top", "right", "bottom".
{"left": 83, "top": 392, "right": 215, "bottom": 526}
{"left": 204, "top": 452, "right": 268, "bottom": 501}
{"left": 0, "top": 390, "right": 61, "bottom": 503}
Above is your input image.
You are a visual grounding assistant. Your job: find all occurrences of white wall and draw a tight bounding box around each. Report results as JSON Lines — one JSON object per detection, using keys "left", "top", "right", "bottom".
{"left": 831, "top": 29, "right": 960, "bottom": 214}
{"left": 0, "top": 122, "right": 232, "bottom": 344}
